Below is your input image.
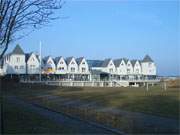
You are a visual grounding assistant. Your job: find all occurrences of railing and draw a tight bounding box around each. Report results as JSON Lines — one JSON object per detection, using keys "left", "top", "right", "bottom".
{"left": 21, "top": 79, "right": 160, "bottom": 87}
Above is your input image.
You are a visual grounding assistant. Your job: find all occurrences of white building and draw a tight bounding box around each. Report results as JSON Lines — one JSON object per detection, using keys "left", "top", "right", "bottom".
{"left": 141, "top": 55, "right": 156, "bottom": 78}
{"left": 55, "top": 56, "right": 67, "bottom": 74}
{"left": 26, "top": 53, "right": 40, "bottom": 74}
{"left": 114, "top": 58, "right": 127, "bottom": 79}
{"left": 66, "top": 57, "right": 79, "bottom": 74}
{"left": 43, "top": 56, "right": 56, "bottom": 74}
{"left": 1, "top": 45, "right": 157, "bottom": 81}
{"left": 3, "top": 45, "right": 26, "bottom": 74}
{"left": 76, "top": 57, "right": 90, "bottom": 74}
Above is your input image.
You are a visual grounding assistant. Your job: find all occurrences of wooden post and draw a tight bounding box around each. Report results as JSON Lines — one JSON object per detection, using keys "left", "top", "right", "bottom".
{"left": 146, "top": 82, "right": 149, "bottom": 91}
{"left": 164, "top": 82, "right": 167, "bottom": 91}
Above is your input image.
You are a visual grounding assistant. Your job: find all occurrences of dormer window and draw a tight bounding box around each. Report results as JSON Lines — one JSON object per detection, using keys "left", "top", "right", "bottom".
{"left": 48, "top": 61, "right": 52, "bottom": 64}
{"left": 60, "top": 62, "right": 63, "bottom": 64}
{"left": 82, "top": 62, "right": 85, "bottom": 65}
{"left": 121, "top": 63, "right": 124, "bottom": 66}
{"left": 82, "top": 68, "right": 86, "bottom": 72}
{"left": 15, "top": 66, "right": 18, "bottom": 69}
{"left": 16, "top": 57, "right": 20, "bottom": 62}
{"left": 71, "top": 61, "right": 75, "bottom": 65}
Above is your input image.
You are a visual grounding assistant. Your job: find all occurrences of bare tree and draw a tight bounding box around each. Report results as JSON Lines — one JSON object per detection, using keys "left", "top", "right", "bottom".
{"left": 0, "top": 0, "right": 64, "bottom": 60}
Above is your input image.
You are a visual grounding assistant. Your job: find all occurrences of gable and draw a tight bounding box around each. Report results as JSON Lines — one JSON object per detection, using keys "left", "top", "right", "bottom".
{"left": 69, "top": 58, "right": 77, "bottom": 66}
{"left": 27, "top": 54, "right": 39, "bottom": 64}
{"left": 57, "top": 57, "right": 67, "bottom": 67}
{"left": 108, "top": 60, "right": 115, "bottom": 67}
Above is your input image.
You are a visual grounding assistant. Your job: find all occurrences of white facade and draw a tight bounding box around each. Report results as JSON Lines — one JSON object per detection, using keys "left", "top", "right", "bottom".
{"left": 43, "top": 56, "right": 56, "bottom": 74}
{"left": 26, "top": 53, "right": 40, "bottom": 74}
{"left": 77, "top": 57, "right": 90, "bottom": 74}
{"left": 55, "top": 57, "right": 67, "bottom": 74}
{"left": 66, "top": 57, "right": 79, "bottom": 74}
{"left": 141, "top": 62, "right": 156, "bottom": 75}
{"left": 126, "top": 60, "right": 134, "bottom": 75}
{"left": 115, "top": 59, "right": 127, "bottom": 75}
{"left": 3, "top": 45, "right": 26, "bottom": 74}
{"left": 133, "top": 60, "right": 142, "bottom": 75}
{"left": 2, "top": 45, "right": 157, "bottom": 79}
{"left": 141, "top": 55, "right": 156, "bottom": 76}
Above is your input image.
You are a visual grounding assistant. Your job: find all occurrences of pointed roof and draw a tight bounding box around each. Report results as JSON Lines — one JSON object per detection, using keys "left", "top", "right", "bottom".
{"left": 122, "top": 58, "right": 128, "bottom": 64}
{"left": 54, "top": 56, "right": 63, "bottom": 65}
{"left": 43, "top": 56, "right": 52, "bottom": 64}
{"left": 76, "top": 57, "right": 84, "bottom": 65}
{"left": 142, "top": 55, "right": 153, "bottom": 62}
{"left": 65, "top": 57, "right": 74, "bottom": 65}
{"left": 113, "top": 59, "right": 123, "bottom": 67}
{"left": 101, "top": 58, "right": 112, "bottom": 67}
{"left": 11, "top": 44, "right": 24, "bottom": 55}
{"left": 25, "top": 52, "right": 40, "bottom": 62}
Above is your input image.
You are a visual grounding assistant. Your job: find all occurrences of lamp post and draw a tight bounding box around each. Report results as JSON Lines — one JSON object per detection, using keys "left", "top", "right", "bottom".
{"left": 39, "top": 41, "right": 42, "bottom": 82}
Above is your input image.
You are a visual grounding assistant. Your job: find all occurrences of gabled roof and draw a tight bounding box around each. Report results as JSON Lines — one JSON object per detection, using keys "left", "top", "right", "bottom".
{"left": 65, "top": 57, "right": 74, "bottom": 65}
{"left": 123, "top": 58, "right": 129, "bottom": 64}
{"left": 76, "top": 57, "right": 84, "bottom": 65}
{"left": 101, "top": 59, "right": 112, "bottom": 67}
{"left": 43, "top": 56, "right": 53, "bottom": 64}
{"left": 25, "top": 53, "right": 40, "bottom": 62}
{"left": 142, "top": 55, "right": 154, "bottom": 62}
{"left": 54, "top": 56, "right": 63, "bottom": 65}
{"left": 87, "top": 60, "right": 104, "bottom": 68}
{"left": 131, "top": 60, "right": 137, "bottom": 67}
{"left": 113, "top": 59, "right": 123, "bottom": 67}
{"left": 11, "top": 44, "right": 24, "bottom": 55}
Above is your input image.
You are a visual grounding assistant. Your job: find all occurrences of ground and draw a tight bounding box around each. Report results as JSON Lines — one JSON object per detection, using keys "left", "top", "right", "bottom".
{"left": 1, "top": 82, "right": 180, "bottom": 134}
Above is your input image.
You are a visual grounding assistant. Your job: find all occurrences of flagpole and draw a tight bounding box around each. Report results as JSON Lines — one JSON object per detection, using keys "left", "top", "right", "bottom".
{"left": 39, "top": 41, "right": 42, "bottom": 82}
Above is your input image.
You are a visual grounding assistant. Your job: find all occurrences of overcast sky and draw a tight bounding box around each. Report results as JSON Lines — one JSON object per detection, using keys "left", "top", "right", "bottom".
{"left": 8, "top": 1, "right": 179, "bottom": 76}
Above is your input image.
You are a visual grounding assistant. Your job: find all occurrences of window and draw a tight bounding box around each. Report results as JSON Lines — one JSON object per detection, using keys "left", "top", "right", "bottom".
{"left": 20, "top": 66, "right": 24, "bottom": 69}
{"left": 48, "top": 61, "right": 52, "bottom": 64}
{"left": 16, "top": 57, "right": 20, "bottom": 62}
{"left": 82, "top": 68, "right": 86, "bottom": 72}
{"left": 71, "top": 67, "right": 75, "bottom": 72}
{"left": 60, "top": 62, "right": 63, "bottom": 64}
{"left": 31, "top": 57, "right": 34, "bottom": 61}
{"left": 121, "top": 63, "right": 124, "bottom": 66}
{"left": 58, "top": 67, "right": 64, "bottom": 70}
{"left": 136, "top": 69, "right": 139, "bottom": 73}
{"left": 109, "top": 68, "right": 113, "bottom": 73}
{"left": 128, "top": 64, "right": 130, "bottom": 67}
{"left": 71, "top": 61, "right": 75, "bottom": 65}
{"left": 82, "top": 62, "right": 85, "bottom": 65}
{"left": 30, "top": 65, "right": 35, "bottom": 69}
{"left": 15, "top": 66, "right": 18, "bottom": 69}
{"left": 127, "top": 69, "right": 130, "bottom": 73}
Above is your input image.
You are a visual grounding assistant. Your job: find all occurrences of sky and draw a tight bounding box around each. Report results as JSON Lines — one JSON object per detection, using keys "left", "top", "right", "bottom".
{"left": 7, "top": 0, "right": 179, "bottom": 76}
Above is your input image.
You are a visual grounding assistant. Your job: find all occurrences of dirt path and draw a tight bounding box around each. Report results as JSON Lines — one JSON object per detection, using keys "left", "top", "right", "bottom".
{"left": 6, "top": 96, "right": 124, "bottom": 135}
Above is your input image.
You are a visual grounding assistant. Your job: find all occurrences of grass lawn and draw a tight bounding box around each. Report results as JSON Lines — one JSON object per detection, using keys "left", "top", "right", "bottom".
{"left": 5, "top": 84, "right": 180, "bottom": 119}
{"left": 2, "top": 83, "right": 180, "bottom": 134}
